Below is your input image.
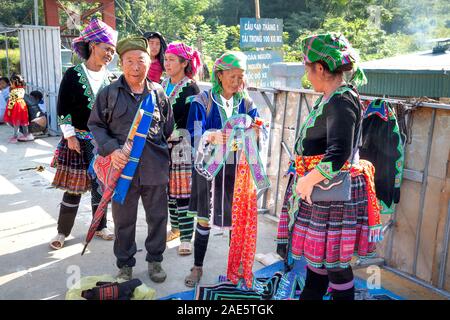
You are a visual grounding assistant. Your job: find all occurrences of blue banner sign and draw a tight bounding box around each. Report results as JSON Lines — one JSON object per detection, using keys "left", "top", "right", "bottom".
{"left": 244, "top": 50, "right": 283, "bottom": 88}
{"left": 240, "top": 18, "right": 283, "bottom": 48}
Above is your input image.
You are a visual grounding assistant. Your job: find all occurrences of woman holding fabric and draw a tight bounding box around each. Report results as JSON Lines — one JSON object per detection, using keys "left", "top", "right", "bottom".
{"left": 143, "top": 31, "right": 167, "bottom": 83}
{"left": 49, "top": 18, "right": 117, "bottom": 250}
{"left": 184, "top": 51, "right": 265, "bottom": 287}
{"left": 277, "top": 33, "right": 382, "bottom": 300}
{"left": 162, "top": 42, "right": 201, "bottom": 255}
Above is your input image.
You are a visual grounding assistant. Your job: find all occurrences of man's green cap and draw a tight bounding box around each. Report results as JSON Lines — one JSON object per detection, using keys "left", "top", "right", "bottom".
{"left": 116, "top": 36, "right": 150, "bottom": 56}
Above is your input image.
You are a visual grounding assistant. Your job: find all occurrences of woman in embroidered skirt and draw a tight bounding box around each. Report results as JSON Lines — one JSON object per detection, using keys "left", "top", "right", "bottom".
{"left": 143, "top": 31, "right": 167, "bottom": 83}
{"left": 49, "top": 18, "right": 118, "bottom": 250}
{"left": 184, "top": 51, "right": 262, "bottom": 287}
{"left": 277, "top": 33, "right": 383, "bottom": 300}
{"left": 3, "top": 74, "right": 34, "bottom": 143}
{"left": 162, "top": 42, "right": 201, "bottom": 255}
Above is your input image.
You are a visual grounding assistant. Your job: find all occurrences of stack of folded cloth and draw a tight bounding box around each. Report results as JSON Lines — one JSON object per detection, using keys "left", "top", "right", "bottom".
{"left": 81, "top": 279, "right": 142, "bottom": 300}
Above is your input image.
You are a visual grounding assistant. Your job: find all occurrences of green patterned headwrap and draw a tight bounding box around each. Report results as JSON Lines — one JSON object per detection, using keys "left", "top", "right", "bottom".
{"left": 211, "top": 51, "right": 248, "bottom": 102}
{"left": 301, "top": 33, "right": 367, "bottom": 87}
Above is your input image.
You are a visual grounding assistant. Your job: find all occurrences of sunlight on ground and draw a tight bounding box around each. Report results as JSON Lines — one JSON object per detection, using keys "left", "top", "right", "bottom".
{"left": 31, "top": 156, "right": 54, "bottom": 166}
{"left": 24, "top": 147, "right": 53, "bottom": 158}
{"left": 166, "top": 238, "right": 181, "bottom": 249}
{"left": 0, "top": 242, "right": 81, "bottom": 287}
{"left": 0, "top": 261, "right": 58, "bottom": 286}
{"left": 0, "top": 145, "right": 7, "bottom": 153}
{"left": 0, "top": 175, "right": 21, "bottom": 195}
{"left": 48, "top": 243, "right": 85, "bottom": 260}
{"left": 36, "top": 168, "right": 56, "bottom": 183}
{"left": 0, "top": 206, "right": 57, "bottom": 255}
{"left": 33, "top": 139, "right": 54, "bottom": 148}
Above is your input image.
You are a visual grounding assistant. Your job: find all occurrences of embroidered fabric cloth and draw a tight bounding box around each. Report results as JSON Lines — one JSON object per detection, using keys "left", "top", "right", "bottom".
{"left": 301, "top": 33, "right": 367, "bottom": 86}
{"left": 113, "top": 92, "right": 156, "bottom": 204}
{"left": 195, "top": 114, "right": 269, "bottom": 190}
{"left": 72, "top": 17, "right": 118, "bottom": 60}
{"left": 227, "top": 156, "right": 258, "bottom": 288}
{"left": 165, "top": 42, "right": 202, "bottom": 79}
{"left": 161, "top": 76, "right": 192, "bottom": 107}
{"left": 361, "top": 99, "right": 405, "bottom": 214}
{"left": 195, "top": 114, "right": 269, "bottom": 287}
{"left": 195, "top": 271, "right": 304, "bottom": 300}
{"left": 81, "top": 279, "right": 142, "bottom": 300}
{"left": 81, "top": 92, "right": 154, "bottom": 254}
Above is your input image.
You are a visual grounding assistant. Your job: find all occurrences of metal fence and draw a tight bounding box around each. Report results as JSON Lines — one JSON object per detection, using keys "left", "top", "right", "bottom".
{"left": 18, "top": 25, "right": 62, "bottom": 133}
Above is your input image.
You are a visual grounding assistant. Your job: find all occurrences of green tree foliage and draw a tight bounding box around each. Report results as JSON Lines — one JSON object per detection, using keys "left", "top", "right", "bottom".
{"left": 114, "top": 0, "right": 210, "bottom": 41}
{"left": 0, "top": 0, "right": 35, "bottom": 26}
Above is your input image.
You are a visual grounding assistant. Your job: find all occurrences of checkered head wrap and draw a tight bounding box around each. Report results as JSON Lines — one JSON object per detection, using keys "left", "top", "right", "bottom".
{"left": 211, "top": 51, "right": 248, "bottom": 100}
{"left": 301, "top": 33, "right": 367, "bottom": 86}
{"left": 72, "top": 17, "right": 118, "bottom": 60}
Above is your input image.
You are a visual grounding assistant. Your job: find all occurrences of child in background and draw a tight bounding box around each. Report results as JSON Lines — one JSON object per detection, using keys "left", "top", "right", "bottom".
{"left": 3, "top": 74, "right": 34, "bottom": 143}
{"left": 28, "top": 90, "right": 48, "bottom": 134}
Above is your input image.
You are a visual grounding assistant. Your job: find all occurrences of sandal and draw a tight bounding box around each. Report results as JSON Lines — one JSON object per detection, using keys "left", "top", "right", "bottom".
{"left": 8, "top": 136, "right": 18, "bottom": 144}
{"left": 178, "top": 242, "right": 192, "bottom": 256}
{"left": 184, "top": 266, "right": 203, "bottom": 287}
{"left": 166, "top": 229, "right": 180, "bottom": 242}
{"left": 49, "top": 233, "right": 65, "bottom": 250}
{"left": 95, "top": 228, "right": 114, "bottom": 241}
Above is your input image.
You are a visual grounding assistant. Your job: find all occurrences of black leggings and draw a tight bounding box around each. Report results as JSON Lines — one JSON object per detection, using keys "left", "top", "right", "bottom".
{"left": 299, "top": 265, "right": 355, "bottom": 300}
{"left": 56, "top": 179, "right": 106, "bottom": 236}
{"left": 193, "top": 223, "right": 211, "bottom": 267}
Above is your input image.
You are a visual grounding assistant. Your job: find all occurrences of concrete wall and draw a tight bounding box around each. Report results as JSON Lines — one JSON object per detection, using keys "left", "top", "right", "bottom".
{"left": 265, "top": 85, "right": 450, "bottom": 290}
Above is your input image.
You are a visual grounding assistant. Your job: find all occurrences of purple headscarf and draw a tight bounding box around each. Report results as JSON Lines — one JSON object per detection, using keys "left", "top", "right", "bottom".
{"left": 72, "top": 17, "right": 118, "bottom": 60}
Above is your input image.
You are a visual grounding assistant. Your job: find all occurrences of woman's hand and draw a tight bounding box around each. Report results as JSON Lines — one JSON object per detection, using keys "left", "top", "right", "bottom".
{"left": 295, "top": 176, "right": 314, "bottom": 205}
{"left": 251, "top": 123, "right": 261, "bottom": 138}
{"left": 66, "top": 136, "right": 81, "bottom": 154}
{"left": 206, "top": 130, "right": 229, "bottom": 145}
{"left": 110, "top": 149, "right": 129, "bottom": 170}
{"left": 295, "top": 168, "right": 328, "bottom": 205}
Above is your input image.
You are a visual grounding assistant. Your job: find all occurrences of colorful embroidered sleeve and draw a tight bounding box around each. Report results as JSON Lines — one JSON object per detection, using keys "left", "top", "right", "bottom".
{"left": 246, "top": 103, "right": 259, "bottom": 119}
{"left": 316, "top": 95, "right": 358, "bottom": 180}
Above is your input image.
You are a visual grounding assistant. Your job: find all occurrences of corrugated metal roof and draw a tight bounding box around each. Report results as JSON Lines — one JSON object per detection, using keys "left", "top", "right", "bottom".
{"left": 361, "top": 50, "right": 450, "bottom": 72}
{"left": 359, "top": 50, "right": 450, "bottom": 98}
{"left": 359, "top": 71, "right": 449, "bottom": 98}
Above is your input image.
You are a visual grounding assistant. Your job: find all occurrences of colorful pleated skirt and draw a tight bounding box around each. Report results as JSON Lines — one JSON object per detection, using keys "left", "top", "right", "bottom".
{"left": 278, "top": 174, "right": 377, "bottom": 269}
{"left": 168, "top": 139, "right": 192, "bottom": 199}
{"left": 51, "top": 138, "right": 94, "bottom": 194}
